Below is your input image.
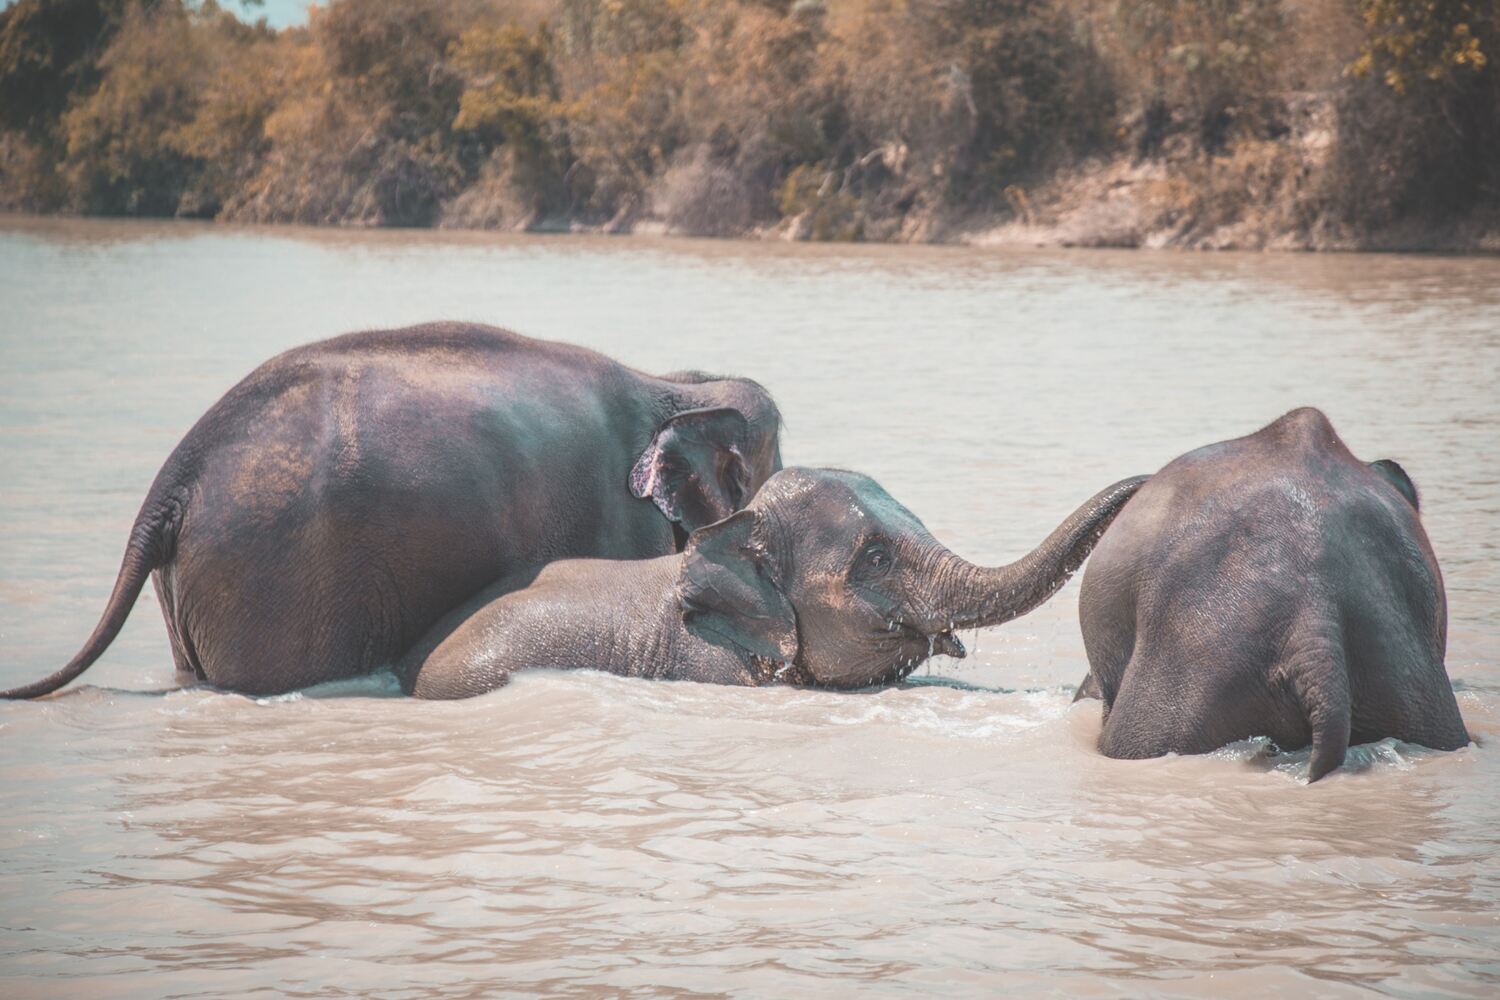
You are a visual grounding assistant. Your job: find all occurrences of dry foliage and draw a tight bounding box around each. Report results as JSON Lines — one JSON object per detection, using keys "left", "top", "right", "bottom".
{"left": 0, "top": 0, "right": 1494, "bottom": 241}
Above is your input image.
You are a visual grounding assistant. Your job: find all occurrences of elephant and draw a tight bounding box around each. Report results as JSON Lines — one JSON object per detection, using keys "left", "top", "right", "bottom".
{"left": 398, "top": 467, "right": 1148, "bottom": 699}
{"left": 1074, "top": 407, "right": 1469, "bottom": 781}
{"left": 2, "top": 323, "right": 783, "bottom": 699}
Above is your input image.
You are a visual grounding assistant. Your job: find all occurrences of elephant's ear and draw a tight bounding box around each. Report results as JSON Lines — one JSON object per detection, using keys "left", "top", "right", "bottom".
{"left": 1371, "top": 459, "right": 1420, "bottom": 511}
{"left": 631, "top": 407, "right": 753, "bottom": 533}
{"left": 676, "top": 509, "right": 798, "bottom": 664}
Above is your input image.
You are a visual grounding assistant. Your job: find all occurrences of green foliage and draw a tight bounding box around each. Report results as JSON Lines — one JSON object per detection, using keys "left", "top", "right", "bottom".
{"left": 661, "top": 0, "right": 834, "bottom": 231}
{"left": 453, "top": 23, "right": 560, "bottom": 143}
{"left": 167, "top": 13, "right": 283, "bottom": 216}
{"left": 1350, "top": 0, "right": 1490, "bottom": 93}
{"left": 558, "top": 0, "right": 688, "bottom": 57}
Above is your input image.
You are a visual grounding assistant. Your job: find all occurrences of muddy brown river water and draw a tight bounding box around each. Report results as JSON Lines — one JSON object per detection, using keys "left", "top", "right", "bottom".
{"left": 2, "top": 216, "right": 1498, "bottom": 997}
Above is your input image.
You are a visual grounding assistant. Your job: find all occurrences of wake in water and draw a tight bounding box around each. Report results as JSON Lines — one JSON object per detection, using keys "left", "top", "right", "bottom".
{"left": 1209, "top": 736, "right": 1439, "bottom": 783}
{"left": 253, "top": 670, "right": 407, "bottom": 703}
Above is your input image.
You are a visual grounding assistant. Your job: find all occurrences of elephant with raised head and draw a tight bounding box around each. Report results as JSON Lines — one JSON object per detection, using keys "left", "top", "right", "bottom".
{"left": 2, "top": 323, "right": 782, "bottom": 698}
{"left": 400, "top": 468, "right": 1148, "bottom": 698}
{"left": 1075, "top": 408, "right": 1469, "bottom": 781}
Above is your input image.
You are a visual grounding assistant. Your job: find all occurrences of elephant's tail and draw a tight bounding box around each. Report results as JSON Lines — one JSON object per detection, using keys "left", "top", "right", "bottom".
{"left": 1, "top": 496, "right": 178, "bottom": 700}
{"left": 1287, "top": 635, "right": 1352, "bottom": 783}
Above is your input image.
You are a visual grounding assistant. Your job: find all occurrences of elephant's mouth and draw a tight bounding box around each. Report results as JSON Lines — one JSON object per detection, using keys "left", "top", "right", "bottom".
{"left": 892, "top": 623, "right": 966, "bottom": 674}
{"left": 931, "top": 630, "right": 966, "bottom": 659}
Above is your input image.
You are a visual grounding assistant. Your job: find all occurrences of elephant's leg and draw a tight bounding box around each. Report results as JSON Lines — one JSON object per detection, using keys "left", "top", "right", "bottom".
{"left": 400, "top": 622, "right": 515, "bottom": 699}
{"left": 173, "top": 532, "right": 401, "bottom": 695}
{"left": 1078, "top": 557, "right": 1138, "bottom": 709}
{"left": 152, "top": 570, "right": 206, "bottom": 685}
{"left": 395, "top": 591, "right": 523, "bottom": 700}
{"left": 186, "top": 593, "right": 382, "bottom": 695}
{"left": 1344, "top": 624, "right": 1469, "bottom": 752}
{"left": 1096, "top": 654, "right": 1190, "bottom": 760}
{"left": 408, "top": 661, "right": 512, "bottom": 700}
{"left": 1099, "top": 644, "right": 1301, "bottom": 764}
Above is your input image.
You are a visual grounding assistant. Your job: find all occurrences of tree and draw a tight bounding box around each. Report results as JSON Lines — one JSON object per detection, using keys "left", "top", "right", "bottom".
{"left": 0, "top": 0, "right": 127, "bottom": 138}
{"left": 1332, "top": 0, "right": 1499, "bottom": 228}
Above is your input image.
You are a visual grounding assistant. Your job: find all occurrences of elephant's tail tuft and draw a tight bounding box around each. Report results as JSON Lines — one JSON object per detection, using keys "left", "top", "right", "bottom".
{"left": 1287, "top": 636, "right": 1352, "bottom": 783}
{"left": 1, "top": 497, "right": 178, "bottom": 699}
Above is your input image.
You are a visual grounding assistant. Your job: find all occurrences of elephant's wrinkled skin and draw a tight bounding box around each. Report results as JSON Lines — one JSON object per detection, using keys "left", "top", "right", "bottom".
{"left": 400, "top": 468, "right": 1147, "bottom": 699}
{"left": 3, "top": 323, "right": 782, "bottom": 698}
{"left": 1074, "top": 408, "right": 1469, "bottom": 781}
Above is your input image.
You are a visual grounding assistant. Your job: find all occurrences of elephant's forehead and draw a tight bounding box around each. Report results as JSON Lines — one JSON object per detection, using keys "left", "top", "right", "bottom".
{"left": 757, "top": 468, "right": 924, "bottom": 536}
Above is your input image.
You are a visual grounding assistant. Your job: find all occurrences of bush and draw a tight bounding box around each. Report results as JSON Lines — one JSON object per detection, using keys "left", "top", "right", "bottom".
{"left": 833, "top": 0, "right": 1115, "bottom": 225}
{"left": 158, "top": 9, "right": 282, "bottom": 217}
{"left": 1328, "top": 0, "right": 1499, "bottom": 232}
{"left": 556, "top": 0, "right": 693, "bottom": 222}
{"left": 667, "top": 0, "right": 836, "bottom": 230}
{"left": 1103, "top": 0, "right": 1289, "bottom": 154}
{"left": 777, "top": 161, "right": 861, "bottom": 240}
{"left": 450, "top": 20, "right": 570, "bottom": 219}
{"left": 58, "top": 1, "right": 207, "bottom": 215}
{"left": 225, "top": 0, "right": 468, "bottom": 225}
{"left": 0, "top": 0, "right": 126, "bottom": 140}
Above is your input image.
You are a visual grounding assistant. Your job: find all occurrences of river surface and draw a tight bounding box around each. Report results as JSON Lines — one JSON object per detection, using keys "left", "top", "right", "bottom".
{"left": 1, "top": 215, "right": 1498, "bottom": 997}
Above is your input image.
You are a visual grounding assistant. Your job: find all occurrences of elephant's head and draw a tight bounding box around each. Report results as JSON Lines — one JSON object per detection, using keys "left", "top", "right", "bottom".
{"left": 674, "top": 468, "right": 1148, "bottom": 688}
{"left": 632, "top": 374, "right": 783, "bottom": 535}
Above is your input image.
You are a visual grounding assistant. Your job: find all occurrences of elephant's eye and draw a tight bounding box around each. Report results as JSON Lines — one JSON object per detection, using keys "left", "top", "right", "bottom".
{"left": 853, "top": 542, "right": 894, "bottom": 580}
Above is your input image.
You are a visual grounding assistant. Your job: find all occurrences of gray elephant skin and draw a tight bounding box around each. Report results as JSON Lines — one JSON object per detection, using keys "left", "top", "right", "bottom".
{"left": 400, "top": 468, "right": 1148, "bottom": 699}
{"left": 1075, "top": 408, "right": 1469, "bottom": 781}
{"left": 3, "top": 323, "right": 782, "bottom": 698}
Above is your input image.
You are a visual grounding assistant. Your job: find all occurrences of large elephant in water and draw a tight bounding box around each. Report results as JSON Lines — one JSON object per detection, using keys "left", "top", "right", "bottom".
{"left": 2, "top": 323, "right": 782, "bottom": 698}
{"left": 1075, "top": 408, "right": 1469, "bottom": 781}
{"left": 400, "top": 468, "right": 1148, "bottom": 699}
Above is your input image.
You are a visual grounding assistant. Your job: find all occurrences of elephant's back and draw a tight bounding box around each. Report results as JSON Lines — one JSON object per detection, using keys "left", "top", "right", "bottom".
{"left": 212, "top": 322, "right": 637, "bottom": 427}
{"left": 1083, "top": 407, "right": 1441, "bottom": 642}
{"left": 175, "top": 321, "right": 650, "bottom": 502}
{"left": 1102, "top": 409, "right": 1383, "bottom": 561}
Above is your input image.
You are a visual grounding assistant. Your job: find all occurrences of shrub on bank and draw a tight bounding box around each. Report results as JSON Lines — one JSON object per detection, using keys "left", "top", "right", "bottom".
{"left": 1327, "top": 0, "right": 1500, "bottom": 236}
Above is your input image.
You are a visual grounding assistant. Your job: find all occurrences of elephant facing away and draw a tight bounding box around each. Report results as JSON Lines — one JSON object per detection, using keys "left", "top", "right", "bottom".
{"left": 1075, "top": 408, "right": 1469, "bottom": 781}
{"left": 399, "top": 468, "right": 1148, "bottom": 699}
{"left": 2, "top": 323, "right": 782, "bottom": 698}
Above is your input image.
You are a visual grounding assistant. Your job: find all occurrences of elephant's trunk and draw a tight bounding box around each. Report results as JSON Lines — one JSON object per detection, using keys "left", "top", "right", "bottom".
{"left": 915, "top": 476, "right": 1148, "bottom": 632}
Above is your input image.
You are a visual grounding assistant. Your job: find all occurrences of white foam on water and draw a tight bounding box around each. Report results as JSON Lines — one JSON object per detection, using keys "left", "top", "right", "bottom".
{"left": 254, "top": 669, "right": 406, "bottom": 704}
{"left": 1208, "top": 735, "right": 1429, "bottom": 783}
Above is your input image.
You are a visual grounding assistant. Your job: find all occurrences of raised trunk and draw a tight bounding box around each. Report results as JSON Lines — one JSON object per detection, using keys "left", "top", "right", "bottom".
{"left": 920, "top": 476, "right": 1149, "bottom": 631}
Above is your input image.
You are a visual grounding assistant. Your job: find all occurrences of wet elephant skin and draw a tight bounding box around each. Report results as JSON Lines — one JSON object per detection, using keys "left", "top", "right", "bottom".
{"left": 1075, "top": 407, "right": 1469, "bottom": 781}
{"left": 402, "top": 468, "right": 1147, "bottom": 699}
{"left": 3, "top": 323, "right": 782, "bottom": 697}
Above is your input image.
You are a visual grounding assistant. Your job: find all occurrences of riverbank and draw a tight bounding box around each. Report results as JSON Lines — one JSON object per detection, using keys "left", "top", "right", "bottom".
{"left": 571, "top": 108, "right": 1500, "bottom": 254}
{"left": 956, "top": 141, "right": 1500, "bottom": 254}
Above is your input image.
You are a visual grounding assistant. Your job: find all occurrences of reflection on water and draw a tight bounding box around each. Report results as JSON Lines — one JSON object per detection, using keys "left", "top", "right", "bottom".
{"left": 2, "top": 216, "right": 1498, "bottom": 997}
